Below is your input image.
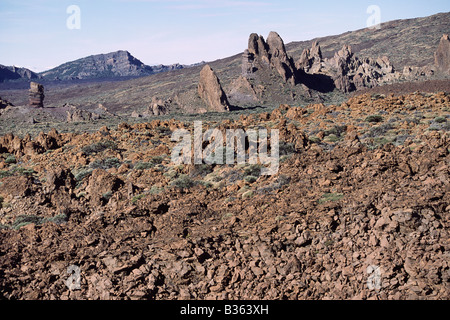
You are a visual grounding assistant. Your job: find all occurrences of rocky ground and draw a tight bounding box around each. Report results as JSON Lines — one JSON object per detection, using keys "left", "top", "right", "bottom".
{"left": 0, "top": 91, "right": 449, "bottom": 300}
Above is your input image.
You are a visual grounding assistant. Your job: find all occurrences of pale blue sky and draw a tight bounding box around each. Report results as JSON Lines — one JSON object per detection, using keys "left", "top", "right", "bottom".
{"left": 0, "top": 0, "right": 449, "bottom": 72}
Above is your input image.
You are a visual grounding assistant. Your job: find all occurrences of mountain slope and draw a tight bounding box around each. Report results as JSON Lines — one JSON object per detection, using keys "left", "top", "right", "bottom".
{"left": 38, "top": 50, "right": 185, "bottom": 81}
{"left": 0, "top": 65, "right": 40, "bottom": 83}
{"left": 286, "top": 12, "right": 450, "bottom": 69}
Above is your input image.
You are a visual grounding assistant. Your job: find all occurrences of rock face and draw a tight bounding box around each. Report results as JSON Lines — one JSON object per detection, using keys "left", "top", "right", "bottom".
{"left": 0, "top": 65, "right": 40, "bottom": 83}
{"left": 39, "top": 50, "right": 185, "bottom": 81}
{"left": 296, "top": 41, "right": 323, "bottom": 74}
{"left": 29, "top": 82, "right": 45, "bottom": 108}
{"left": 148, "top": 97, "right": 169, "bottom": 116}
{"left": 248, "top": 32, "right": 297, "bottom": 85}
{"left": 241, "top": 49, "right": 255, "bottom": 77}
{"left": 435, "top": 34, "right": 450, "bottom": 74}
{"left": 296, "top": 41, "right": 399, "bottom": 93}
{"left": 198, "top": 65, "right": 230, "bottom": 112}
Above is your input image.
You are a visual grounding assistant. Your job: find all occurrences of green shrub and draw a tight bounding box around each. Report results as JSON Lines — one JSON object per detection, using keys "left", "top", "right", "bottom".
{"left": 434, "top": 116, "right": 446, "bottom": 124}
{"left": 131, "top": 194, "right": 146, "bottom": 204}
{"left": 243, "top": 164, "right": 262, "bottom": 177}
{"left": 81, "top": 140, "right": 118, "bottom": 155}
{"left": 134, "top": 162, "right": 155, "bottom": 170}
{"left": 365, "top": 115, "right": 383, "bottom": 123}
{"left": 170, "top": 174, "right": 195, "bottom": 189}
{"left": 244, "top": 175, "right": 258, "bottom": 183}
{"left": 73, "top": 167, "right": 93, "bottom": 182}
{"left": 4, "top": 154, "right": 16, "bottom": 164}
{"left": 90, "top": 157, "right": 121, "bottom": 170}
{"left": 318, "top": 193, "right": 344, "bottom": 204}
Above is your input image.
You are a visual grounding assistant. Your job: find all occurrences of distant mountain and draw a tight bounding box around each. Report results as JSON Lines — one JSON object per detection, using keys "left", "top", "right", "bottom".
{"left": 0, "top": 65, "right": 40, "bottom": 83}
{"left": 38, "top": 50, "right": 186, "bottom": 81}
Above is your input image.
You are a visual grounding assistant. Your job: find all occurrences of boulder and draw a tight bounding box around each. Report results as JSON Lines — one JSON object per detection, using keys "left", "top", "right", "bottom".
{"left": 198, "top": 65, "right": 230, "bottom": 112}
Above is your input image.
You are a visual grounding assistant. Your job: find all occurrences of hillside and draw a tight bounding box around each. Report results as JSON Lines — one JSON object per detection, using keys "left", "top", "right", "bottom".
{"left": 38, "top": 50, "right": 185, "bottom": 81}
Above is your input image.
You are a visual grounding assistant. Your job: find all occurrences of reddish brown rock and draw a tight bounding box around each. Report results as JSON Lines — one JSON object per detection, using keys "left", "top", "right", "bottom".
{"left": 29, "top": 82, "right": 44, "bottom": 108}
{"left": 198, "top": 65, "right": 230, "bottom": 112}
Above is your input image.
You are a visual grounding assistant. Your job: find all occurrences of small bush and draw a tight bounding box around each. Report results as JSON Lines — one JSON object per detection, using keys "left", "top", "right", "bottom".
{"left": 134, "top": 162, "right": 155, "bottom": 170}
{"left": 434, "top": 116, "right": 446, "bottom": 124}
{"left": 243, "top": 164, "right": 262, "bottom": 177}
{"left": 170, "top": 175, "right": 195, "bottom": 189}
{"left": 81, "top": 140, "right": 118, "bottom": 155}
{"left": 73, "top": 168, "right": 93, "bottom": 182}
{"left": 365, "top": 115, "right": 383, "bottom": 123}
{"left": 318, "top": 193, "right": 344, "bottom": 204}
{"left": 244, "top": 175, "right": 258, "bottom": 183}
{"left": 4, "top": 154, "right": 16, "bottom": 164}
{"left": 90, "top": 157, "right": 121, "bottom": 170}
{"left": 131, "top": 194, "right": 146, "bottom": 204}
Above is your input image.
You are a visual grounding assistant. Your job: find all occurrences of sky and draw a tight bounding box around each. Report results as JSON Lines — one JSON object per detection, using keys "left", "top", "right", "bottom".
{"left": 0, "top": 0, "right": 449, "bottom": 72}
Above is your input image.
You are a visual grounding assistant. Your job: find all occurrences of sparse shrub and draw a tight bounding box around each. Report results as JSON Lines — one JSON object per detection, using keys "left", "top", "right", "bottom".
{"left": 279, "top": 142, "right": 296, "bottom": 156}
{"left": 73, "top": 167, "right": 93, "bottom": 182}
{"left": 189, "top": 164, "right": 213, "bottom": 178}
{"left": 81, "top": 140, "right": 118, "bottom": 155}
{"left": 363, "top": 123, "right": 393, "bottom": 138}
{"left": 131, "top": 194, "right": 146, "bottom": 204}
{"left": 243, "top": 164, "right": 262, "bottom": 177}
{"left": 365, "top": 115, "right": 383, "bottom": 123}
{"left": 323, "top": 134, "right": 340, "bottom": 143}
{"left": 90, "top": 157, "right": 121, "bottom": 170}
{"left": 134, "top": 162, "right": 155, "bottom": 170}
{"left": 4, "top": 154, "right": 16, "bottom": 164}
{"left": 170, "top": 174, "right": 195, "bottom": 189}
{"left": 434, "top": 116, "right": 446, "bottom": 124}
{"left": 0, "top": 170, "right": 13, "bottom": 179}
{"left": 149, "top": 186, "right": 164, "bottom": 195}
{"left": 244, "top": 175, "right": 258, "bottom": 183}
{"left": 318, "top": 193, "right": 344, "bottom": 204}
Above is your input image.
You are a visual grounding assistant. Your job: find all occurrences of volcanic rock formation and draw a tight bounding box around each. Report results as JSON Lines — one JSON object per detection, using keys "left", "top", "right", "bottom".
{"left": 248, "top": 32, "right": 297, "bottom": 85}
{"left": 435, "top": 34, "right": 450, "bottom": 74}
{"left": 28, "top": 82, "right": 45, "bottom": 108}
{"left": 198, "top": 65, "right": 230, "bottom": 112}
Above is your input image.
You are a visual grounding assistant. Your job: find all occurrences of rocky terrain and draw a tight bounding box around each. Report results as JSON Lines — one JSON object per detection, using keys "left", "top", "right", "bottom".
{"left": 0, "top": 91, "right": 448, "bottom": 300}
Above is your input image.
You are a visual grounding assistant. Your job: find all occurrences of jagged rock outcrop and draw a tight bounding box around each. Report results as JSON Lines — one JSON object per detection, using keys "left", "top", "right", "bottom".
{"left": 198, "top": 65, "right": 230, "bottom": 112}
{"left": 296, "top": 41, "right": 323, "bottom": 74}
{"left": 241, "top": 49, "right": 255, "bottom": 77}
{"left": 297, "top": 42, "right": 399, "bottom": 93}
{"left": 29, "top": 82, "right": 45, "bottom": 108}
{"left": 148, "top": 97, "right": 169, "bottom": 116}
{"left": 435, "top": 34, "right": 450, "bottom": 74}
{"left": 248, "top": 32, "right": 297, "bottom": 85}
